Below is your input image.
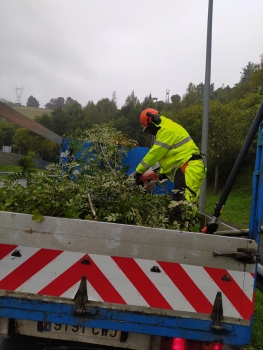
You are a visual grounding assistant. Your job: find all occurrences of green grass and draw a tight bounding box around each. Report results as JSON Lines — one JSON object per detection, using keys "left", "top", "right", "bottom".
{"left": 0, "top": 107, "right": 51, "bottom": 123}
{"left": 0, "top": 164, "right": 21, "bottom": 172}
{"left": 14, "top": 107, "right": 51, "bottom": 120}
{"left": 205, "top": 165, "right": 254, "bottom": 229}
{"left": 205, "top": 187, "right": 252, "bottom": 229}
{"left": 247, "top": 289, "right": 263, "bottom": 350}
{"left": 0, "top": 163, "right": 52, "bottom": 179}
{"left": 0, "top": 164, "right": 21, "bottom": 178}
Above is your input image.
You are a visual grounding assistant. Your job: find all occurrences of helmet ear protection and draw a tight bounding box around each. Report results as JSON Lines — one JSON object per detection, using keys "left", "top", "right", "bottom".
{"left": 146, "top": 112, "right": 161, "bottom": 124}
{"left": 140, "top": 108, "right": 160, "bottom": 129}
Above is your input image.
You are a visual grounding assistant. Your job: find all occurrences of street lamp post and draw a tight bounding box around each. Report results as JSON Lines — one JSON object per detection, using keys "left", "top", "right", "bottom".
{"left": 151, "top": 98, "right": 158, "bottom": 146}
{"left": 199, "top": 0, "right": 213, "bottom": 213}
{"left": 153, "top": 97, "right": 158, "bottom": 110}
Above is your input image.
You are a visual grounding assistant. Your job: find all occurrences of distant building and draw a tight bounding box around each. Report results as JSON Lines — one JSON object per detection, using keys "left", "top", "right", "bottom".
{"left": 2, "top": 146, "right": 12, "bottom": 153}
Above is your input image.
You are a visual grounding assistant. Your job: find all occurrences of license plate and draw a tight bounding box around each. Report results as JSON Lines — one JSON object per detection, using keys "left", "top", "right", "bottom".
{"left": 51, "top": 323, "right": 121, "bottom": 340}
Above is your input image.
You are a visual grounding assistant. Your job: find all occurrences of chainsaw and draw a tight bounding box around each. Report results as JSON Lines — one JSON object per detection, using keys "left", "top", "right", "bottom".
{"left": 141, "top": 171, "right": 167, "bottom": 191}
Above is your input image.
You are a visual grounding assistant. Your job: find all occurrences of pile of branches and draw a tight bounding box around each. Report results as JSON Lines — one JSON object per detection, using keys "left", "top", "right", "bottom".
{"left": 0, "top": 125, "right": 198, "bottom": 231}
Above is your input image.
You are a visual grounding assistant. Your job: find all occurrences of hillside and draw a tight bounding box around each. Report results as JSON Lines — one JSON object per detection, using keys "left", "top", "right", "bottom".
{"left": 14, "top": 106, "right": 51, "bottom": 120}
{"left": 0, "top": 104, "right": 51, "bottom": 122}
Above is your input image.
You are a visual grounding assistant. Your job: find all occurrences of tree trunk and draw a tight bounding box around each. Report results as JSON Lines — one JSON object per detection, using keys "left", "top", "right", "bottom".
{"left": 213, "top": 163, "right": 219, "bottom": 195}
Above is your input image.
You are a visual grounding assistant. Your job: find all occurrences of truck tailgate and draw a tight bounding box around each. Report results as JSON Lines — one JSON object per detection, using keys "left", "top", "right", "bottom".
{"left": 0, "top": 211, "right": 258, "bottom": 345}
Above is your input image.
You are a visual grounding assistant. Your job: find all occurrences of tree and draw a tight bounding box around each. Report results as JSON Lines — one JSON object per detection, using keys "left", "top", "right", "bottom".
{"left": 205, "top": 94, "right": 261, "bottom": 193}
{"left": 44, "top": 97, "right": 79, "bottom": 110}
{"left": 121, "top": 91, "right": 140, "bottom": 118}
{"left": 249, "top": 55, "right": 263, "bottom": 94}
{"left": 206, "top": 101, "right": 232, "bottom": 194}
{"left": 0, "top": 122, "right": 18, "bottom": 148}
{"left": 54, "top": 97, "right": 65, "bottom": 109}
{"left": 213, "top": 85, "right": 232, "bottom": 103}
{"left": 39, "top": 139, "right": 60, "bottom": 162}
{"left": 240, "top": 61, "right": 259, "bottom": 83}
{"left": 64, "top": 102, "right": 84, "bottom": 135}
{"left": 227, "top": 93, "right": 262, "bottom": 158}
{"left": 181, "top": 83, "right": 202, "bottom": 107}
{"left": 171, "top": 94, "right": 181, "bottom": 104}
{"left": 26, "top": 95, "right": 40, "bottom": 108}
{"left": 35, "top": 113, "right": 53, "bottom": 131}
{"left": 45, "top": 98, "right": 57, "bottom": 110}
{"left": 175, "top": 101, "right": 231, "bottom": 194}
{"left": 230, "top": 81, "right": 251, "bottom": 100}
{"left": 12, "top": 129, "right": 40, "bottom": 155}
{"left": 118, "top": 91, "right": 145, "bottom": 146}
{"left": 141, "top": 93, "right": 154, "bottom": 110}
{"left": 52, "top": 107, "right": 67, "bottom": 136}
{"left": 36, "top": 106, "right": 68, "bottom": 136}
{"left": 83, "top": 101, "right": 100, "bottom": 129}
{"left": 112, "top": 91, "right": 117, "bottom": 108}
{"left": 175, "top": 104, "right": 203, "bottom": 146}
{"left": 12, "top": 128, "right": 59, "bottom": 161}
{"left": 155, "top": 100, "right": 165, "bottom": 114}
{"left": 65, "top": 97, "right": 77, "bottom": 106}
{"left": 196, "top": 83, "right": 204, "bottom": 94}
{"left": 96, "top": 98, "right": 118, "bottom": 124}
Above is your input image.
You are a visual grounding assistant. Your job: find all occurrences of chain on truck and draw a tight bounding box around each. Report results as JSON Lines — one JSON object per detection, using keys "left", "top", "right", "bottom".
{"left": 0, "top": 101, "right": 262, "bottom": 350}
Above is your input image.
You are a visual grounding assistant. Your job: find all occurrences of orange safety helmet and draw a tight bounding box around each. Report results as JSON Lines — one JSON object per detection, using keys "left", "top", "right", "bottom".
{"left": 140, "top": 108, "right": 159, "bottom": 130}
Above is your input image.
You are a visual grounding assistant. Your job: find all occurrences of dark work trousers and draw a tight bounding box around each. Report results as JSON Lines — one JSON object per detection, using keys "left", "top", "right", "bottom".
{"left": 172, "top": 163, "right": 188, "bottom": 225}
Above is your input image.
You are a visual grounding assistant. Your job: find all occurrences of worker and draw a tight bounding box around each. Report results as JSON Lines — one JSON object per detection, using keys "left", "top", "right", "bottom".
{"left": 134, "top": 108, "right": 206, "bottom": 227}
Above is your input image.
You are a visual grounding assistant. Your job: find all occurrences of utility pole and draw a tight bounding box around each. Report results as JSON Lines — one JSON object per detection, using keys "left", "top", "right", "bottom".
{"left": 151, "top": 97, "right": 158, "bottom": 147}
{"left": 166, "top": 89, "right": 170, "bottom": 103}
{"left": 199, "top": 0, "right": 213, "bottom": 213}
{"left": 15, "top": 86, "right": 24, "bottom": 105}
{"left": 153, "top": 97, "right": 158, "bottom": 110}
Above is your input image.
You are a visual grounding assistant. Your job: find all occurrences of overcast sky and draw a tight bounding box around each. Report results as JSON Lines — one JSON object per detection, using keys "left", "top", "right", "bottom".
{"left": 0, "top": 0, "right": 262, "bottom": 109}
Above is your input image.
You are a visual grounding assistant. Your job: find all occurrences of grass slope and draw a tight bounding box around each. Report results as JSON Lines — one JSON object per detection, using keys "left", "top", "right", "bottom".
{"left": 206, "top": 188, "right": 252, "bottom": 229}
{"left": 0, "top": 164, "right": 21, "bottom": 178}
{"left": 14, "top": 107, "right": 51, "bottom": 120}
{"left": 0, "top": 164, "right": 51, "bottom": 179}
{"left": 206, "top": 165, "right": 253, "bottom": 229}
{"left": 249, "top": 290, "right": 263, "bottom": 350}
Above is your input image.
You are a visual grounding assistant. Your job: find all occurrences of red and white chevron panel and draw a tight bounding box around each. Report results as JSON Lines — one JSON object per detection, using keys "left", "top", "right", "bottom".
{"left": 0, "top": 243, "right": 255, "bottom": 320}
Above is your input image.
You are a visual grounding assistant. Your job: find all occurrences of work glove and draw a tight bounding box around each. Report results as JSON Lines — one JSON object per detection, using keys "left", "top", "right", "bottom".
{"left": 134, "top": 171, "right": 143, "bottom": 186}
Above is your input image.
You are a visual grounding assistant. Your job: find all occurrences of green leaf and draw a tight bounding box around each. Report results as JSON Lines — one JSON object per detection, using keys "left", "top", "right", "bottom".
{"left": 31, "top": 214, "right": 44, "bottom": 222}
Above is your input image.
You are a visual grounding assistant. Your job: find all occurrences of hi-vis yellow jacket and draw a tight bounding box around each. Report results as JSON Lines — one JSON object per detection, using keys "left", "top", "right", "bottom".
{"left": 136, "top": 116, "right": 200, "bottom": 181}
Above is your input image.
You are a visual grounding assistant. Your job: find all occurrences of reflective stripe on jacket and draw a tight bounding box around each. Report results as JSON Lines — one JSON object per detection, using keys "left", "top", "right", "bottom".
{"left": 136, "top": 116, "right": 200, "bottom": 182}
